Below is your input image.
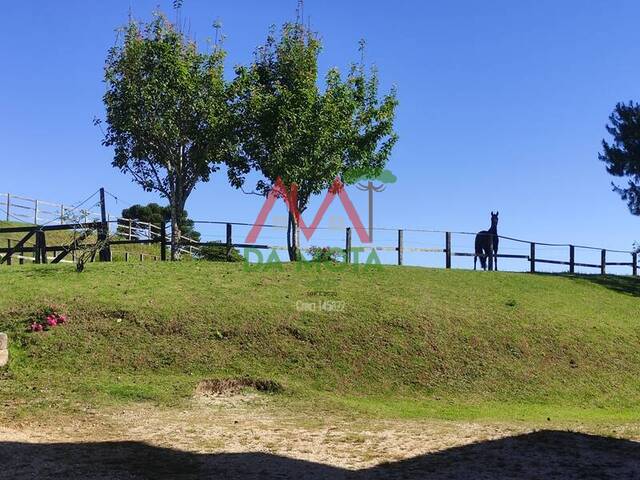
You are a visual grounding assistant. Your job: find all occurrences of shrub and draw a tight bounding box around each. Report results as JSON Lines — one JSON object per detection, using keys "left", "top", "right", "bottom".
{"left": 199, "top": 243, "right": 244, "bottom": 262}
{"left": 307, "top": 246, "right": 344, "bottom": 263}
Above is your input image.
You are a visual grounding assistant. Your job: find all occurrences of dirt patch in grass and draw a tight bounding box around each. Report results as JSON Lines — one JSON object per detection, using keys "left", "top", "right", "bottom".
{"left": 195, "top": 378, "right": 283, "bottom": 397}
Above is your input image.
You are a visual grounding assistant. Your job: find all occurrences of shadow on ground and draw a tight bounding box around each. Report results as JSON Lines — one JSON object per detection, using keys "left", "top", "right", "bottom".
{"left": 554, "top": 273, "right": 640, "bottom": 297}
{"left": 1, "top": 430, "right": 639, "bottom": 479}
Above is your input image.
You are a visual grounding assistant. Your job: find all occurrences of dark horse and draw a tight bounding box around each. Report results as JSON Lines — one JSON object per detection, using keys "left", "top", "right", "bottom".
{"left": 474, "top": 212, "right": 499, "bottom": 271}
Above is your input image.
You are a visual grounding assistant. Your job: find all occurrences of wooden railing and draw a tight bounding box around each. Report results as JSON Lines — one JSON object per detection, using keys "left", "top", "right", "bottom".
{"left": 1, "top": 192, "right": 199, "bottom": 257}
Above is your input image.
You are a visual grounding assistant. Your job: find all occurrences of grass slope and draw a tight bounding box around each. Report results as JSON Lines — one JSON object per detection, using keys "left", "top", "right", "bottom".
{"left": 0, "top": 262, "right": 639, "bottom": 423}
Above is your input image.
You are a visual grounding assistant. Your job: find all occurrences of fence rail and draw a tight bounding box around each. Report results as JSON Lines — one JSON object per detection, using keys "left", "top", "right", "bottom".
{"left": 1, "top": 192, "right": 199, "bottom": 257}
{"left": 1, "top": 214, "right": 638, "bottom": 276}
{"left": 173, "top": 221, "right": 640, "bottom": 277}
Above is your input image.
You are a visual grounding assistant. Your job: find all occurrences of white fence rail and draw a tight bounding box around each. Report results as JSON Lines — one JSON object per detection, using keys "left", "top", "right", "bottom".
{"left": 1, "top": 192, "right": 199, "bottom": 257}
{"left": 1, "top": 192, "right": 102, "bottom": 225}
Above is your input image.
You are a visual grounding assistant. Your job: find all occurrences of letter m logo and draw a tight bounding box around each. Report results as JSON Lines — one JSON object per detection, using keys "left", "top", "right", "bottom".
{"left": 245, "top": 177, "right": 371, "bottom": 243}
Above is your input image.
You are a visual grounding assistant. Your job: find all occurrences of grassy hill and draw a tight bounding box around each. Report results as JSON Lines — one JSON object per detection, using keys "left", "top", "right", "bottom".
{"left": 0, "top": 261, "right": 639, "bottom": 423}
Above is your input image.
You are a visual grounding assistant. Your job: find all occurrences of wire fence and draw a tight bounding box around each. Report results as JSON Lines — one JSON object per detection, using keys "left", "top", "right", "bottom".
{"left": 1, "top": 191, "right": 637, "bottom": 275}
{"left": 184, "top": 220, "right": 639, "bottom": 276}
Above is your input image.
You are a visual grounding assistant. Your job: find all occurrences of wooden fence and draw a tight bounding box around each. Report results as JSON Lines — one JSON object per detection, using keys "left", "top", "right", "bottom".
{"left": 182, "top": 221, "right": 639, "bottom": 276}
{"left": 1, "top": 220, "right": 638, "bottom": 276}
{"left": 0, "top": 191, "right": 199, "bottom": 257}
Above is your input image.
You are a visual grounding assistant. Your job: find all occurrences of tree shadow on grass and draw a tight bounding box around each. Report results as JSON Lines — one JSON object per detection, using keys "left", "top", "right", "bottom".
{"left": 1, "top": 430, "right": 638, "bottom": 479}
{"left": 556, "top": 273, "right": 640, "bottom": 297}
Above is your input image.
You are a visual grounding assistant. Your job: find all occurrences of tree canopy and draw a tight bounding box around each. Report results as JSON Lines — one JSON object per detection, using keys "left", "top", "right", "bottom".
{"left": 101, "top": 13, "right": 236, "bottom": 258}
{"left": 121, "top": 203, "right": 200, "bottom": 241}
{"left": 229, "top": 23, "right": 398, "bottom": 260}
{"left": 599, "top": 101, "right": 640, "bottom": 215}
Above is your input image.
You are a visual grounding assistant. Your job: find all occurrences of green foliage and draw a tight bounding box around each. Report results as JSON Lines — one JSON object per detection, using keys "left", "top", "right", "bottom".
{"left": 199, "top": 243, "right": 244, "bottom": 262}
{"left": 599, "top": 101, "right": 640, "bottom": 215}
{"left": 121, "top": 203, "right": 200, "bottom": 241}
{"left": 229, "top": 23, "right": 398, "bottom": 205}
{"left": 101, "top": 12, "right": 237, "bottom": 257}
{"left": 307, "top": 246, "right": 344, "bottom": 262}
{"left": 228, "top": 22, "right": 398, "bottom": 259}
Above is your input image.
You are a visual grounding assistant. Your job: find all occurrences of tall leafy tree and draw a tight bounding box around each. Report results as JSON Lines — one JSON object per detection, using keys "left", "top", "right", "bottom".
{"left": 229, "top": 23, "right": 398, "bottom": 260}
{"left": 101, "top": 13, "right": 235, "bottom": 259}
{"left": 599, "top": 101, "right": 640, "bottom": 215}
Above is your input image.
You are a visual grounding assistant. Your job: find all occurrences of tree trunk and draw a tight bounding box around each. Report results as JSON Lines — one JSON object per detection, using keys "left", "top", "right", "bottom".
{"left": 169, "top": 146, "right": 185, "bottom": 262}
{"left": 169, "top": 192, "right": 184, "bottom": 262}
{"left": 170, "top": 201, "right": 179, "bottom": 261}
{"left": 287, "top": 211, "right": 299, "bottom": 261}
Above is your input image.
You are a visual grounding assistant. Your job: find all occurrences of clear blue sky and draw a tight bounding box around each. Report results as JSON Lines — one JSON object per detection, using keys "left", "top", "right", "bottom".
{"left": 1, "top": 1, "right": 639, "bottom": 269}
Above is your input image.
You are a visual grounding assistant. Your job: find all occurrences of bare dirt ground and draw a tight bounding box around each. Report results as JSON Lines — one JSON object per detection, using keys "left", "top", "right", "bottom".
{"left": 0, "top": 395, "right": 639, "bottom": 479}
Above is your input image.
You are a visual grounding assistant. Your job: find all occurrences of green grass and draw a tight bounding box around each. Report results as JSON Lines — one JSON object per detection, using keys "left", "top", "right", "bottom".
{"left": 0, "top": 260, "right": 639, "bottom": 424}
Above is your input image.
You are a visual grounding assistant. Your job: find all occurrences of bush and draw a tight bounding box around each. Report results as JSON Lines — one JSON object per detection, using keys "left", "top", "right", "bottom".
{"left": 307, "top": 246, "right": 344, "bottom": 263}
{"left": 199, "top": 243, "right": 244, "bottom": 262}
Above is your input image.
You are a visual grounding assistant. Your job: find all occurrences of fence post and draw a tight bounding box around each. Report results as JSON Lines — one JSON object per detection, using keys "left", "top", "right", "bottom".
{"left": 41, "top": 231, "right": 48, "bottom": 264}
{"left": 160, "top": 223, "right": 167, "bottom": 261}
{"left": 34, "top": 231, "right": 47, "bottom": 264}
{"left": 226, "top": 223, "right": 233, "bottom": 262}
{"left": 128, "top": 219, "right": 132, "bottom": 240}
{"left": 633, "top": 252, "right": 638, "bottom": 277}
{"left": 5, "top": 193, "right": 9, "bottom": 221}
{"left": 98, "top": 188, "right": 111, "bottom": 262}
{"left": 125, "top": 252, "right": 129, "bottom": 262}
{"left": 19, "top": 247, "right": 24, "bottom": 265}
{"left": 445, "top": 232, "right": 452, "bottom": 269}
{"left": 345, "top": 227, "right": 352, "bottom": 264}
{"left": 33, "top": 199, "right": 38, "bottom": 225}
{"left": 397, "top": 229, "right": 403, "bottom": 266}
{"left": 140, "top": 253, "right": 144, "bottom": 262}
{"left": 488, "top": 240, "right": 494, "bottom": 271}
{"left": 60, "top": 204, "right": 65, "bottom": 224}
{"left": 569, "top": 245, "right": 575, "bottom": 274}
{"left": 6, "top": 240, "right": 11, "bottom": 266}
{"left": 530, "top": 242, "right": 536, "bottom": 273}
{"left": 34, "top": 231, "right": 41, "bottom": 264}
{"left": 601, "top": 249, "right": 606, "bottom": 275}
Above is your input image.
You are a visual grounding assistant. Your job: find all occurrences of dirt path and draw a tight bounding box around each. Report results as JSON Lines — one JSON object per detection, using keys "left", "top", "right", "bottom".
{"left": 1, "top": 397, "right": 639, "bottom": 479}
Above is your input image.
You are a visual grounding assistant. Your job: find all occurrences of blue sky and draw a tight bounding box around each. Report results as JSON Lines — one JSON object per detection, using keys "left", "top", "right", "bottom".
{"left": 1, "top": 1, "right": 639, "bottom": 269}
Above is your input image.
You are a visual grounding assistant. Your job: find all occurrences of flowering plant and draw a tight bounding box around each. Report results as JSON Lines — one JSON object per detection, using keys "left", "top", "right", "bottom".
{"left": 29, "top": 306, "right": 68, "bottom": 332}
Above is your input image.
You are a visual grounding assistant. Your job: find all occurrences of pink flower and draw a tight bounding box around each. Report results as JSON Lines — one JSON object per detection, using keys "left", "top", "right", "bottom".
{"left": 31, "top": 322, "right": 44, "bottom": 332}
{"left": 46, "top": 317, "right": 57, "bottom": 327}
{"left": 57, "top": 314, "right": 67, "bottom": 324}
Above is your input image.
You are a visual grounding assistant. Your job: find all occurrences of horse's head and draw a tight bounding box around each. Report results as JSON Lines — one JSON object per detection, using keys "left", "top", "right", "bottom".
{"left": 491, "top": 211, "right": 499, "bottom": 228}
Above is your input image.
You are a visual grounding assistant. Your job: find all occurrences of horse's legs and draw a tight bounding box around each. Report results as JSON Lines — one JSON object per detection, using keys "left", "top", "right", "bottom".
{"left": 474, "top": 256, "right": 477, "bottom": 270}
